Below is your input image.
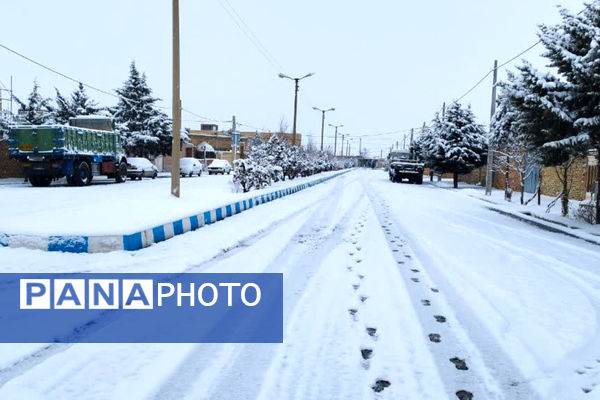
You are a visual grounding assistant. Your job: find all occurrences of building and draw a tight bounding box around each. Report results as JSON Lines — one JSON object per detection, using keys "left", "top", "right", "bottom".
{"left": 183, "top": 126, "right": 301, "bottom": 163}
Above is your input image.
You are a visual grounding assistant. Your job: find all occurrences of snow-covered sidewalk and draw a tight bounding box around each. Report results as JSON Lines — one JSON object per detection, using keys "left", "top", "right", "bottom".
{"left": 427, "top": 178, "right": 600, "bottom": 245}
{"left": 0, "top": 170, "right": 344, "bottom": 236}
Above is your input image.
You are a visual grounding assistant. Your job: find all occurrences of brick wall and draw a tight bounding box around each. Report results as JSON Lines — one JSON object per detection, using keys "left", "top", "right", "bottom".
{"left": 0, "top": 140, "right": 23, "bottom": 178}
{"left": 540, "top": 157, "right": 588, "bottom": 201}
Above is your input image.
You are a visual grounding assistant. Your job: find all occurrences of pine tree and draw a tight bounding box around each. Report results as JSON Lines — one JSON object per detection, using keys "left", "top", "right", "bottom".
{"left": 14, "top": 80, "right": 54, "bottom": 125}
{"left": 54, "top": 89, "right": 73, "bottom": 124}
{"left": 113, "top": 62, "right": 172, "bottom": 157}
{"left": 536, "top": 2, "right": 600, "bottom": 221}
{"left": 430, "top": 102, "right": 487, "bottom": 188}
{"left": 71, "top": 83, "right": 100, "bottom": 116}
{"left": 500, "top": 62, "right": 587, "bottom": 215}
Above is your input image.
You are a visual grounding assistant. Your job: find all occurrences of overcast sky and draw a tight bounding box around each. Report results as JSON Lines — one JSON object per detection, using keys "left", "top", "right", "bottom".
{"left": 0, "top": 0, "right": 586, "bottom": 156}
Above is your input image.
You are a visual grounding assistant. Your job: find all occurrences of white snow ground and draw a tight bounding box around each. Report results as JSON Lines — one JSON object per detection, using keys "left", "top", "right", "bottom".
{"left": 0, "top": 170, "right": 342, "bottom": 236}
{"left": 0, "top": 169, "right": 598, "bottom": 399}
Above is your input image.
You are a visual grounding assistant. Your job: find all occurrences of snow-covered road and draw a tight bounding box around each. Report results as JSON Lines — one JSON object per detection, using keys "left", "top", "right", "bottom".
{"left": 0, "top": 169, "right": 598, "bottom": 399}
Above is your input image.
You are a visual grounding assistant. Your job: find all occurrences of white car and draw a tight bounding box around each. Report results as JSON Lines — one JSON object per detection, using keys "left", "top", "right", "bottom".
{"left": 127, "top": 157, "right": 158, "bottom": 180}
{"left": 180, "top": 158, "right": 202, "bottom": 177}
{"left": 207, "top": 159, "right": 232, "bottom": 175}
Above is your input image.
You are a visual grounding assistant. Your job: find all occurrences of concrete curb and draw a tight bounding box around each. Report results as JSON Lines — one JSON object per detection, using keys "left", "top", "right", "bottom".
{"left": 0, "top": 170, "right": 349, "bottom": 253}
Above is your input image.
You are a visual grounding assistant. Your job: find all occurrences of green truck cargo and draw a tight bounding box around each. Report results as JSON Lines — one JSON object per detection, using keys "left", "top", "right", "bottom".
{"left": 7, "top": 116, "right": 128, "bottom": 187}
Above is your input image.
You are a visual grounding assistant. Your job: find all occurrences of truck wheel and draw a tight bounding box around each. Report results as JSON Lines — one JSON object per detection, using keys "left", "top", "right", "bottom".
{"left": 30, "top": 175, "right": 52, "bottom": 187}
{"left": 115, "top": 163, "right": 128, "bottom": 183}
{"left": 66, "top": 175, "right": 75, "bottom": 186}
{"left": 73, "top": 161, "right": 92, "bottom": 186}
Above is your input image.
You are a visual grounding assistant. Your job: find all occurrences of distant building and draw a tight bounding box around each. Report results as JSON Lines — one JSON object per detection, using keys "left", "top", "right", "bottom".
{"left": 183, "top": 127, "right": 301, "bottom": 163}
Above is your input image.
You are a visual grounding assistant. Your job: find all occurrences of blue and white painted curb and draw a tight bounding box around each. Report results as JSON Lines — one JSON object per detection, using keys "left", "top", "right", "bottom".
{"left": 0, "top": 171, "right": 349, "bottom": 254}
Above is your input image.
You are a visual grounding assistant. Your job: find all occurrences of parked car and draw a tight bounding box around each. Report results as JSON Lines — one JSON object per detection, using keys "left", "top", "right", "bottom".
{"left": 207, "top": 159, "right": 232, "bottom": 175}
{"left": 180, "top": 157, "right": 202, "bottom": 177}
{"left": 388, "top": 150, "right": 424, "bottom": 184}
{"left": 127, "top": 157, "right": 158, "bottom": 180}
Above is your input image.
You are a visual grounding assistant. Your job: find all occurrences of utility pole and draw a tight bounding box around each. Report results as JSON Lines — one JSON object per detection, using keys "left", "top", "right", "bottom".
{"left": 359, "top": 137, "right": 362, "bottom": 156}
{"left": 170, "top": 0, "right": 181, "bottom": 198}
{"left": 329, "top": 123, "right": 343, "bottom": 157}
{"left": 232, "top": 115, "right": 237, "bottom": 162}
{"left": 278, "top": 73, "right": 314, "bottom": 147}
{"left": 410, "top": 128, "right": 414, "bottom": 147}
{"left": 313, "top": 107, "right": 335, "bottom": 151}
{"left": 485, "top": 60, "right": 498, "bottom": 196}
{"left": 442, "top": 102, "right": 446, "bottom": 117}
{"left": 341, "top": 134, "right": 345, "bottom": 157}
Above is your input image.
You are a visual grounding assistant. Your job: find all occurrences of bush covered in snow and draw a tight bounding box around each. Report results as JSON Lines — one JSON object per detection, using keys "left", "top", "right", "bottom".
{"left": 232, "top": 134, "right": 345, "bottom": 192}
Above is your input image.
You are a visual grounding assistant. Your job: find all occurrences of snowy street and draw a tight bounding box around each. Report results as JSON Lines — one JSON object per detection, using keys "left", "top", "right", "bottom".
{"left": 0, "top": 169, "right": 598, "bottom": 399}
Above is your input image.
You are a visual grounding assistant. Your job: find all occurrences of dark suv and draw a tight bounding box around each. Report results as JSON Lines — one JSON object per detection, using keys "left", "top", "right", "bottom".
{"left": 388, "top": 150, "right": 424, "bottom": 184}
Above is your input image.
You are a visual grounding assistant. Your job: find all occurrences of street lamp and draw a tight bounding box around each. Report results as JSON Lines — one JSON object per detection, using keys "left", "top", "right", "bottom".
{"left": 329, "top": 123, "right": 343, "bottom": 157}
{"left": 341, "top": 133, "right": 348, "bottom": 157}
{"left": 278, "top": 72, "right": 314, "bottom": 147}
{"left": 312, "top": 106, "right": 335, "bottom": 151}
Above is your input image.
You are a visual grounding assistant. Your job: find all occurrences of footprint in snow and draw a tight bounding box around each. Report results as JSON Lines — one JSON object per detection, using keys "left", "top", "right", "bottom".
{"left": 411, "top": 269, "right": 419, "bottom": 273}
{"left": 434, "top": 315, "right": 446, "bottom": 323}
{"left": 356, "top": 259, "right": 363, "bottom": 264}
{"left": 431, "top": 288, "right": 439, "bottom": 293}
{"left": 421, "top": 299, "right": 431, "bottom": 306}
{"left": 357, "top": 274, "right": 364, "bottom": 280}
{"left": 371, "top": 380, "right": 391, "bottom": 393}
{"left": 366, "top": 327, "right": 377, "bottom": 337}
{"left": 428, "top": 333, "right": 441, "bottom": 343}
{"left": 356, "top": 245, "right": 362, "bottom": 251}
{"left": 360, "top": 295, "right": 368, "bottom": 303}
{"left": 361, "top": 348, "right": 373, "bottom": 360}
{"left": 582, "top": 387, "right": 593, "bottom": 393}
{"left": 450, "top": 357, "right": 469, "bottom": 370}
{"left": 347, "top": 266, "right": 353, "bottom": 272}
{"left": 456, "top": 390, "right": 473, "bottom": 400}
{"left": 397, "top": 261, "right": 405, "bottom": 264}
{"left": 352, "top": 284, "right": 360, "bottom": 291}
{"left": 411, "top": 278, "right": 419, "bottom": 283}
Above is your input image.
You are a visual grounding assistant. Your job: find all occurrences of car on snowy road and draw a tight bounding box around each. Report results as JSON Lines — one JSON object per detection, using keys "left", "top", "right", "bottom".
{"left": 207, "top": 159, "right": 232, "bottom": 175}
{"left": 180, "top": 157, "right": 203, "bottom": 177}
{"left": 127, "top": 157, "right": 158, "bottom": 180}
{"left": 388, "top": 150, "right": 424, "bottom": 184}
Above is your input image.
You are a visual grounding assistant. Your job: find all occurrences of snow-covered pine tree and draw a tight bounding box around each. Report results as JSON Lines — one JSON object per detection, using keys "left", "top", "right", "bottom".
{"left": 54, "top": 89, "right": 73, "bottom": 125}
{"left": 501, "top": 62, "right": 587, "bottom": 216}
{"left": 113, "top": 62, "right": 172, "bottom": 157}
{"left": 537, "top": 1, "right": 600, "bottom": 221}
{"left": 70, "top": 83, "right": 100, "bottom": 116}
{"left": 430, "top": 102, "right": 487, "bottom": 188}
{"left": 13, "top": 80, "right": 54, "bottom": 125}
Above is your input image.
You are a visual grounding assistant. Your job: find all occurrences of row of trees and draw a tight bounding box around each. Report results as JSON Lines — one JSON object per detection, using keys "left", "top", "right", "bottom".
{"left": 414, "top": 102, "right": 488, "bottom": 189}
{"left": 233, "top": 134, "right": 349, "bottom": 192}
{"left": 4, "top": 62, "right": 172, "bottom": 158}
{"left": 490, "top": 1, "right": 600, "bottom": 219}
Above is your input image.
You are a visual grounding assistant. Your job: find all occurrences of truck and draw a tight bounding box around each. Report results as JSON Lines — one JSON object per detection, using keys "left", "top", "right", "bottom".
{"left": 7, "top": 116, "right": 128, "bottom": 187}
{"left": 388, "top": 150, "right": 424, "bottom": 184}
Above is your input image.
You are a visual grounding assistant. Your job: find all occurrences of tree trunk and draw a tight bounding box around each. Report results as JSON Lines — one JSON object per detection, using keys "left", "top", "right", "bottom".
{"left": 429, "top": 170, "right": 434, "bottom": 182}
{"left": 538, "top": 168, "right": 542, "bottom": 206}
{"left": 504, "top": 170, "right": 511, "bottom": 201}
{"left": 596, "top": 147, "right": 600, "bottom": 224}
{"left": 561, "top": 166, "right": 569, "bottom": 217}
{"left": 453, "top": 172, "right": 458, "bottom": 189}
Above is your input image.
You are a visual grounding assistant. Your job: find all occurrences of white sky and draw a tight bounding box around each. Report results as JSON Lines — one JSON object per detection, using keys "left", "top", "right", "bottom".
{"left": 0, "top": 0, "right": 586, "bottom": 157}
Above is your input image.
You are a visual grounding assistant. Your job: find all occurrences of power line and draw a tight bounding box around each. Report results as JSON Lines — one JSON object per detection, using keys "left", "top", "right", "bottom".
{"left": 216, "top": 0, "right": 282, "bottom": 71}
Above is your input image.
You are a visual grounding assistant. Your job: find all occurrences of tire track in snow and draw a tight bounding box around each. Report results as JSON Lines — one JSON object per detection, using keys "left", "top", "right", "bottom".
{"left": 151, "top": 173, "right": 367, "bottom": 400}
{"left": 0, "top": 173, "right": 360, "bottom": 393}
{"left": 365, "top": 180, "right": 542, "bottom": 400}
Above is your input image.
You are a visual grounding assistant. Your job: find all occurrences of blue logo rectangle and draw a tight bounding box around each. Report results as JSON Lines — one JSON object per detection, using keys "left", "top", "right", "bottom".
{"left": 0, "top": 273, "right": 283, "bottom": 343}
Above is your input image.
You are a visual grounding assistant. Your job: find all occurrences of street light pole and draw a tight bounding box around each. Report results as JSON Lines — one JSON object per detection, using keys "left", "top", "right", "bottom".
{"left": 485, "top": 60, "right": 499, "bottom": 196}
{"left": 278, "top": 72, "right": 314, "bottom": 146}
{"left": 312, "top": 106, "right": 335, "bottom": 151}
{"left": 171, "top": 0, "right": 181, "bottom": 198}
{"left": 340, "top": 134, "right": 345, "bottom": 157}
{"left": 329, "top": 123, "right": 343, "bottom": 156}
